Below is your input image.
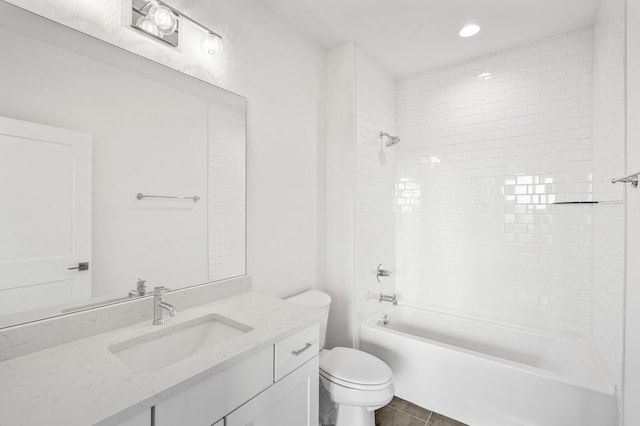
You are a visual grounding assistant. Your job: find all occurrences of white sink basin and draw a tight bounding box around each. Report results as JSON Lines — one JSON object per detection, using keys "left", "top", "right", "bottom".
{"left": 109, "top": 314, "right": 253, "bottom": 374}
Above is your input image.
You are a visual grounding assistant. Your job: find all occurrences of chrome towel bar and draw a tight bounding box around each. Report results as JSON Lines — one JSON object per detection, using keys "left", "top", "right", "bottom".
{"left": 612, "top": 172, "right": 639, "bottom": 188}
{"left": 552, "top": 201, "right": 624, "bottom": 205}
{"left": 136, "top": 193, "right": 200, "bottom": 202}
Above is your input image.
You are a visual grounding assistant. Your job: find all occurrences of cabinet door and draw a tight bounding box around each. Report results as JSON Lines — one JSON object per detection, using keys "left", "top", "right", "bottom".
{"left": 154, "top": 347, "right": 273, "bottom": 426}
{"left": 114, "top": 409, "right": 151, "bottom": 426}
{"left": 226, "top": 355, "right": 318, "bottom": 426}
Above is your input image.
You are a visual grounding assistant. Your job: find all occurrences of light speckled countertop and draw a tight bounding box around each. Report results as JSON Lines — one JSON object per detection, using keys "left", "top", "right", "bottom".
{"left": 0, "top": 292, "right": 322, "bottom": 426}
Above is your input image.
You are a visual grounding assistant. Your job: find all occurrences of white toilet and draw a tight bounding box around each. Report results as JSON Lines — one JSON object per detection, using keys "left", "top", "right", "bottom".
{"left": 287, "top": 290, "right": 394, "bottom": 426}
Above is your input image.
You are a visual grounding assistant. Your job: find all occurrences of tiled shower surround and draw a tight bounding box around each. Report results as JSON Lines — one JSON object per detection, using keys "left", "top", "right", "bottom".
{"left": 592, "top": 0, "right": 626, "bottom": 401}
{"left": 394, "top": 28, "right": 596, "bottom": 336}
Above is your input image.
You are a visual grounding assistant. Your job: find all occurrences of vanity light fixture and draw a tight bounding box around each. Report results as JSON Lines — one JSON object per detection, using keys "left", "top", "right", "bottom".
{"left": 203, "top": 33, "right": 221, "bottom": 55}
{"left": 131, "top": 0, "right": 222, "bottom": 55}
{"left": 459, "top": 24, "right": 481, "bottom": 38}
{"left": 147, "top": 1, "right": 178, "bottom": 36}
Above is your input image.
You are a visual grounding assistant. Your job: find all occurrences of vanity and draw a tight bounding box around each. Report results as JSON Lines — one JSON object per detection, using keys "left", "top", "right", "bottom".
{"left": 0, "top": 288, "right": 321, "bottom": 426}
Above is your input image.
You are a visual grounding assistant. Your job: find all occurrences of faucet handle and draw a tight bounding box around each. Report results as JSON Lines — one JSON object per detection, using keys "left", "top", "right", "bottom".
{"left": 154, "top": 286, "right": 171, "bottom": 295}
{"left": 376, "top": 264, "right": 393, "bottom": 282}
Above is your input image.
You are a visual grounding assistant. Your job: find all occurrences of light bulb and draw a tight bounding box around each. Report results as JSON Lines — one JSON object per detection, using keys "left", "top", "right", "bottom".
{"left": 136, "top": 16, "right": 160, "bottom": 37}
{"left": 459, "top": 24, "right": 480, "bottom": 38}
{"left": 148, "top": 1, "right": 178, "bottom": 36}
{"left": 203, "top": 34, "right": 221, "bottom": 55}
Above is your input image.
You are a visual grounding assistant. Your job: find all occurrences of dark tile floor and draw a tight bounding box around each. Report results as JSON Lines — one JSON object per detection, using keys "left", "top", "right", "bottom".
{"left": 375, "top": 397, "right": 468, "bottom": 426}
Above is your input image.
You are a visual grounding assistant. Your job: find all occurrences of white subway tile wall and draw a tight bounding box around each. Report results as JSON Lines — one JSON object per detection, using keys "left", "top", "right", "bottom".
{"left": 394, "top": 28, "right": 595, "bottom": 336}
{"left": 208, "top": 101, "right": 246, "bottom": 281}
{"left": 592, "top": 0, "right": 626, "bottom": 398}
{"left": 355, "top": 46, "right": 397, "bottom": 336}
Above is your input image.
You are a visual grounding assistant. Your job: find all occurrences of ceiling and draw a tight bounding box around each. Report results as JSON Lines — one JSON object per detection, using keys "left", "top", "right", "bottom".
{"left": 263, "top": 0, "right": 601, "bottom": 77}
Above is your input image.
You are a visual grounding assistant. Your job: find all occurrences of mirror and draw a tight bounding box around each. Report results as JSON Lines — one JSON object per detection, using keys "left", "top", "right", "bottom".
{"left": 0, "top": 3, "right": 246, "bottom": 327}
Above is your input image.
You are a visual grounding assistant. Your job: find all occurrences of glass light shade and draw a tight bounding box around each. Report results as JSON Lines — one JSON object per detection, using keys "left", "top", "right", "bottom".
{"left": 148, "top": 2, "right": 178, "bottom": 36}
{"left": 203, "top": 34, "right": 221, "bottom": 55}
{"left": 136, "top": 16, "right": 161, "bottom": 37}
{"left": 459, "top": 24, "right": 481, "bottom": 38}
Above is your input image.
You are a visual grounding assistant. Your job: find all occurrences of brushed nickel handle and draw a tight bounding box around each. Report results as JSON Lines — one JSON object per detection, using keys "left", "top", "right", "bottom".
{"left": 291, "top": 342, "right": 312, "bottom": 356}
{"left": 68, "top": 262, "right": 89, "bottom": 271}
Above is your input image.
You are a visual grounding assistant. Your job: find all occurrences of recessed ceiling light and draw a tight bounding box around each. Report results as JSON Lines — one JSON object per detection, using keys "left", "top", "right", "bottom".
{"left": 459, "top": 24, "right": 481, "bottom": 38}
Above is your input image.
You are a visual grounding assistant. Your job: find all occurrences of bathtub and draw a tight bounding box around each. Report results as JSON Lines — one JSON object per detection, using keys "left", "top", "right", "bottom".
{"left": 360, "top": 305, "right": 616, "bottom": 426}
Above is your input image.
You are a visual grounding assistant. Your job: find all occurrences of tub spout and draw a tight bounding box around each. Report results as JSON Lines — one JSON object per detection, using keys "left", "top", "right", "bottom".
{"left": 379, "top": 293, "right": 397, "bottom": 305}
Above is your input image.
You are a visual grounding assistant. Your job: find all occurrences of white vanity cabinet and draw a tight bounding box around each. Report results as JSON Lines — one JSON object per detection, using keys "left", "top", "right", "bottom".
{"left": 115, "top": 410, "right": 151, "bottom": 426}
{"left": 154, "top": 347, "right": 274, "bottom": 426}
{"left": 150, "top": 322, "right": 320, "bottom": 426}
{"left": 225, "top": 355, "right": 319, "bottom": 426}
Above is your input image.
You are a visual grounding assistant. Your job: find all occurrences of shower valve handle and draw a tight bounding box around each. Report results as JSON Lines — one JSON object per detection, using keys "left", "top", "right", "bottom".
{"left": 376, "top": 264, "right": 393, "bottom": 282}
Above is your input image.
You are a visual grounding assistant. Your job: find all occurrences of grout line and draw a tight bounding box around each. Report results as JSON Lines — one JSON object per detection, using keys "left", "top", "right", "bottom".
{"left": 386, "top": 405, "right": 431, "bottom": 424}
{"left": 426, "top": 411, "right": 433, "bottom": 424}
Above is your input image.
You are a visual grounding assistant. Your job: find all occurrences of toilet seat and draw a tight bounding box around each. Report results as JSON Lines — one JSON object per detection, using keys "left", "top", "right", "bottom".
{"left": 320, "top": 347, "right": 393, "bottom": 390}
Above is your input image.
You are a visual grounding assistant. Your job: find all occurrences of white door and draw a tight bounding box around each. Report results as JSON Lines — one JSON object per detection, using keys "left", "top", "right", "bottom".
{"left": 0, "top": 116, "right": 91, "bottom": 315}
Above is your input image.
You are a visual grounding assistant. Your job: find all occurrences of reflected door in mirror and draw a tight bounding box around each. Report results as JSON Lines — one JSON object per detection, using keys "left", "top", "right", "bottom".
{"left": 0, "top": 116, "right": 92, "bottom": 314}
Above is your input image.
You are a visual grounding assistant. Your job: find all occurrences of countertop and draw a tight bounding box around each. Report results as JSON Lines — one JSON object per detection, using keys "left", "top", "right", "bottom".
{"left": 0, "top": 292, "right": 322, "bottom": 426}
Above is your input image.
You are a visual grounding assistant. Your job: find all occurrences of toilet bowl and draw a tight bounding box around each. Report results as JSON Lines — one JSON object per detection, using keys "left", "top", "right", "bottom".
{"left": 286, "top": 290, "right": 394, "bottom": 426}
{"left": 319, "top": 347, "right": 394, "bottom": 426}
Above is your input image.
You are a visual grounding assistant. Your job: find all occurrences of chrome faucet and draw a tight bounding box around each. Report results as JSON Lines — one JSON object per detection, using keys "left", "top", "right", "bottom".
{"left": 379, "top": 314, "right": 390, "bottom": 326}
{"left": 376, "top": 264, "right": 393, "bottom": 282}
{"left": 153, "top": 286, "right": 176, "bottom": 325}
{"left": 129, "top": 278, "right": 147, "bottom": 297}
{"left": 379, "top": 293, "right": 398, "bottom": 305}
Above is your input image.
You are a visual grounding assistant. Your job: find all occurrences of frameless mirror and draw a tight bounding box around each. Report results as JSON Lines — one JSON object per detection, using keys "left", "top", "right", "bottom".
{"left": 0, "top": 2, "right": 246, "bottom": 327}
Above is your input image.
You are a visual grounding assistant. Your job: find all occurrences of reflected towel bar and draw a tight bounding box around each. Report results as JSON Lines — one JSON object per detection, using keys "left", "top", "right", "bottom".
{"left": 136, "top": 193, "right": 200, "bottom": 202}
{"left": 611, "top": 172, "right": 639, "bottom": 188}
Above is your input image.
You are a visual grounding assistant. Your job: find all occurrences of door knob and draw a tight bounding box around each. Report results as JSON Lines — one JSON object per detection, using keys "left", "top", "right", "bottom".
{"left": 68, "top": 262, "right": 89, "bottom": 271}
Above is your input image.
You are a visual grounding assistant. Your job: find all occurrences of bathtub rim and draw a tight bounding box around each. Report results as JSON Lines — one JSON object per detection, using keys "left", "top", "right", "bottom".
{"left": 361, "top": 303, "right": 614, "bottom": 395}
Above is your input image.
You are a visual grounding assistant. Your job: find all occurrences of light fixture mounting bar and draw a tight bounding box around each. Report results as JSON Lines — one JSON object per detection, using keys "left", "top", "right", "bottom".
{"left": 134, "top": 0, "right": 222, "bottom": 39}
{"left": 171, "top": 5, "right": 222, "bottom": 39}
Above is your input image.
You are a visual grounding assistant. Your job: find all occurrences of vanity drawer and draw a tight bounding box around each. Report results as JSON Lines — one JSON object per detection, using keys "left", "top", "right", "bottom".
{"left": 154, "top": 346, "right": 273, "bottom": 426}
{"left": 274, "top": 323, "right": 319, "bottom": 381}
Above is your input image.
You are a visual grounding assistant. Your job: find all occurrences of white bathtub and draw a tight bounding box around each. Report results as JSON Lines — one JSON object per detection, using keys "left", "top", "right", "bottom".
{"left": 360, "top": 305, "right": 616, "bottom": 426}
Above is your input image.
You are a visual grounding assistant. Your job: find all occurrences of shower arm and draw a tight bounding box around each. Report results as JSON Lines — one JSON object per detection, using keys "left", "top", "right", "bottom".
{"left": 379, "top": 131, "right": 400, "bottom": 147}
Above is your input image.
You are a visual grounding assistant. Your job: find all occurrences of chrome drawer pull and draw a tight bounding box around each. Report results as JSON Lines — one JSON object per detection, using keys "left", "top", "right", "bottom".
{"left": 291, "top": 342, "right": 312, "bottom": 356}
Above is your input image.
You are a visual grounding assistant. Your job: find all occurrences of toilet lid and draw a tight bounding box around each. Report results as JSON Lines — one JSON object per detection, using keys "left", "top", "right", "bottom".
{"left": 320, "top": 347, "right": 393, "bottom": 388}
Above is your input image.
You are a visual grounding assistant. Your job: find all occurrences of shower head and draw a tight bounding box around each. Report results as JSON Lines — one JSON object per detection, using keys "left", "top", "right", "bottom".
{"left": 380, "top": 131, "right": 400, "bottom": 147}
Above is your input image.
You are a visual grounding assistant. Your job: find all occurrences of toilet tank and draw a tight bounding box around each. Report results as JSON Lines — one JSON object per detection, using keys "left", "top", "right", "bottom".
{"left": 286, "top": 289, "right": 331, "bottom": 349}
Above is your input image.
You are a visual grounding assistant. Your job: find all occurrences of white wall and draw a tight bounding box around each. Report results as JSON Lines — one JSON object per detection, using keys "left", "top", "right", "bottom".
{"left": 354, "top": 47, "right": 397, "bottom": 339}
{"left": 325, "top": 43, "right": 398, "bottom": 348}
{"left": 624, "top": 1, "right": 640, "bottom": 424}
{"left": 5, "top": 0, "right": 327, "bottom": 298}
{"left": 395, "top": 29, "right": 595, "bottom": 336}
{"left": 592, "top": 0, "right": 626, "bottom": 404}
{"left": 184, "top": 1, "right": 327, "bottom": 298}
{"left": 325, "top": 42, "right": 356, "bottom": 348}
